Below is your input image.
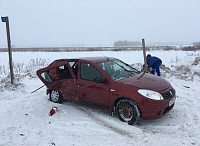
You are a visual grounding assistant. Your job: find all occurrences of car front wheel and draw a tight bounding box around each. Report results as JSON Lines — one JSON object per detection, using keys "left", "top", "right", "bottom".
{"left": 116, "top": 99, "right": 140, "bottom": 125}
{"left": 49, "top": 90, "right": 63, "bottom": 103}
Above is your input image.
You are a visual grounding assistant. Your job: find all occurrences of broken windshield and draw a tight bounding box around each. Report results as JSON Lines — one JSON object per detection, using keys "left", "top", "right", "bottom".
{"left": 97, "top": 60, "right": 140, "bottom": 81}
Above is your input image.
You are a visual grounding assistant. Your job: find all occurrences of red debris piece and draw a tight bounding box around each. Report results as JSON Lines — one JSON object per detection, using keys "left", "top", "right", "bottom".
{"left": 49, "top": 107, "right": 57, "bottom": 116}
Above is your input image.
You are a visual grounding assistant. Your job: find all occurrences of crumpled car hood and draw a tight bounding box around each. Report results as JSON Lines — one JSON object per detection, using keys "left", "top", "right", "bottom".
{"left": 119, "top": 72, "right": 171, "bottom": 92}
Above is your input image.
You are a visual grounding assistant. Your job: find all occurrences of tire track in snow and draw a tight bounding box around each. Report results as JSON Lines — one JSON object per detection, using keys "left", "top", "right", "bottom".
{"left": 64, "top": 101, "right": 149, "bottom": 139}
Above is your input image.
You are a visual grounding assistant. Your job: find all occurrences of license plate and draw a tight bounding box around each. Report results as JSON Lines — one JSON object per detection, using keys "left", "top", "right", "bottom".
{"left": 169, "top": 97, "right": 176, "bottom": 107}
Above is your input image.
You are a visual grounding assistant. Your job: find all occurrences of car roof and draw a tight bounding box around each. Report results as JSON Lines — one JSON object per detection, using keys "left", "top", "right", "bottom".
{"left": 74, "top": 56, "right": 117, "bottom": 63}
{"left": 50, "top": 56, "right": 117, "bottom": 65}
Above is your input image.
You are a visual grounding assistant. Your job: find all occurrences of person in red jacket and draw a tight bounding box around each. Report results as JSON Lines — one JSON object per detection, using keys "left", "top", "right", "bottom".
{"left": 146, "top": 54, "right": 162, "bottom": 76}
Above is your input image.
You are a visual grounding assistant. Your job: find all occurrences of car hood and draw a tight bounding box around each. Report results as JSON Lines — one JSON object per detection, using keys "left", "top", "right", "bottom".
{"left": 119, "top": 72, "right": 170, "bottom": 92}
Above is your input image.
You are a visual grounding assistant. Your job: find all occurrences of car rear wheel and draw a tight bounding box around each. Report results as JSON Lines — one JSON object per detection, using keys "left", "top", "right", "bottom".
{"left": 116, "top": 99, "right": 140, "bottom": 125}
{"left": 49, "top": 90, "right": 63, "bottom": 103}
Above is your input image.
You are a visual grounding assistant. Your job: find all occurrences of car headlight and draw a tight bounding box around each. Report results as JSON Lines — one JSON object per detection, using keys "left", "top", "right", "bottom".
{"left": 138, "top": 89, "right": 163, "bottom": 100}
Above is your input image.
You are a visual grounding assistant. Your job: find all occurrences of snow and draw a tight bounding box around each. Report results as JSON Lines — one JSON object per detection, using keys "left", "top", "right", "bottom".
{"left": 0, "top": 50, "right": 200, "bottom": 146}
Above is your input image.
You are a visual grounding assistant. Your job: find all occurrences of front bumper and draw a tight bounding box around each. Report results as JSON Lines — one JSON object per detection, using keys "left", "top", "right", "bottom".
{"left": 138, "top": 94, "right": 176, "bottom": 120}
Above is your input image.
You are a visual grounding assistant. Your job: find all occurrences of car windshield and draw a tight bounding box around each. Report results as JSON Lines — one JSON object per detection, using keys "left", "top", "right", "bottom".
{"left": 97, "top": 60, "right": 140, "bottom": 81}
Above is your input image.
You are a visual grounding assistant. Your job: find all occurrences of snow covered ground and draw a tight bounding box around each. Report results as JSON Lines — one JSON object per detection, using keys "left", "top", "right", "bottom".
{"left": 0, "top": 50, "right": 200, "bottom": 146}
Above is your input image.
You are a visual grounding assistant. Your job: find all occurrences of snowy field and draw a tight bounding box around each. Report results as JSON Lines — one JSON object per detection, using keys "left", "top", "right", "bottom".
{"left": 0, "top": 50, "right": 200, "bottom": 146}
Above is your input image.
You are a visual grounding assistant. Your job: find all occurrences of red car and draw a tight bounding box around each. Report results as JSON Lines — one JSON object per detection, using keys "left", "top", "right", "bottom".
{"left": 37, "top": 57, "right": 176, "bottom": 125}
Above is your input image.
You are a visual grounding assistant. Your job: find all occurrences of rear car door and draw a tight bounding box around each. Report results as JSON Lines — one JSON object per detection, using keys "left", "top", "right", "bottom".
{"left": 78, "top": 61, "right": 110, "bottom": 109}
{"left": 37, "top": 60, "right": 78, "bottom": 100}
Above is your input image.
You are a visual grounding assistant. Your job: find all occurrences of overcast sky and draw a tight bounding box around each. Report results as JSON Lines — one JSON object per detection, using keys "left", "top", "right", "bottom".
{"left": 0, "top": 0, "right": 200, "bottom": 47}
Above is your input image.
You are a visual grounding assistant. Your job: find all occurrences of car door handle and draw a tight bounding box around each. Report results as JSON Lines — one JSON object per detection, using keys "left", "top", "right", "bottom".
{"left": 78, "top": 83, "right": 84, "bottom": 87}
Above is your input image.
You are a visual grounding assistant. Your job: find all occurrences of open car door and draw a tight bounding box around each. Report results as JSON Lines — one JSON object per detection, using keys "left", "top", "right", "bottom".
{"left": 36, "top": 60, "right": 78, "bottom": 100}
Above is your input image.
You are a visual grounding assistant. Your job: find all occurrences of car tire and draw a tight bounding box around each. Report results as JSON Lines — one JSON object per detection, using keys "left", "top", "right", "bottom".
{"left": 116, "top": 99, "right": 140, "bottom": 125}
{"left": 49, "top": 90, "right": 63, "bottom": 103}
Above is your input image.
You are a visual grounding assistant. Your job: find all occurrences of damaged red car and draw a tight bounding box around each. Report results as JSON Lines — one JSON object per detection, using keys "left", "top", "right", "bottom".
{"left": 37, "top": 57, "right": 176, "bottom": 125}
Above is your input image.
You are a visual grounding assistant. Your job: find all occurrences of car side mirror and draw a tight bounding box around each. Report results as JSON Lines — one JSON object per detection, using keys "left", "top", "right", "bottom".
{"left": 96, "top": 78, "right": 107, "bottom": 84}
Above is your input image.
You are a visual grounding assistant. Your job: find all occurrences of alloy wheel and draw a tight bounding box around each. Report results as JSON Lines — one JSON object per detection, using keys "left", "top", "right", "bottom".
{"left": 119, "top": 103, "right": 133, "bottom": 122}
{"left": 51, "top": 91, "right": 60, "bottom": 102}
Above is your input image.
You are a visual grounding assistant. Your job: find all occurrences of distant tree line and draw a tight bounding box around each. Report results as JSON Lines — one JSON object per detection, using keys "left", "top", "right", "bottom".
{"left": 193, "top": 42, "right": 200, "bottom": 47}
{"left": 114, "top": 40, "right": 142, "bottom": 47}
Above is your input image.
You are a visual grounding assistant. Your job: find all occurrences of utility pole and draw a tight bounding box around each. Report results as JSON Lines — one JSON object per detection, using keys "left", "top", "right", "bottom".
{"left": 142, "top": 39, "right": 148, "bottom": 73}
{"left": 1, "top": 16, "right": 14, "bottom": 84}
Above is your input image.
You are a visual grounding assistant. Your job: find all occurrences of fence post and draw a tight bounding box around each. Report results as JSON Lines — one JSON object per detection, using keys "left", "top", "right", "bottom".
{"left": 142, "top": 39, "right": 148, "bottom": 73}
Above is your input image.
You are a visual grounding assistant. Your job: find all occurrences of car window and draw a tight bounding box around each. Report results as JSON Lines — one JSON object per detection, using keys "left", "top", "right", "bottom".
{"left": 80, "top": 62, "right": 102, "bottom": 82}
{"left": 40, "top": 68, "right": 59, "bottom": 83}
{"left": 58, "top": 65, "right": 72, "bottom": 79}
{"left": 40, "top": 64, "right": 72, "bottom": 84}
{"left": 97, "top": 60, "right": 139, "bottom": 81}
{"left": 41, "top": 71, "right": 53, "bottom": 83}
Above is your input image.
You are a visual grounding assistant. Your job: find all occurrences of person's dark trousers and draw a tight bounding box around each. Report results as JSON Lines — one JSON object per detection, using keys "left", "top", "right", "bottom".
{"left": 154, "top": 60, "right": 162, "bottom": 76}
